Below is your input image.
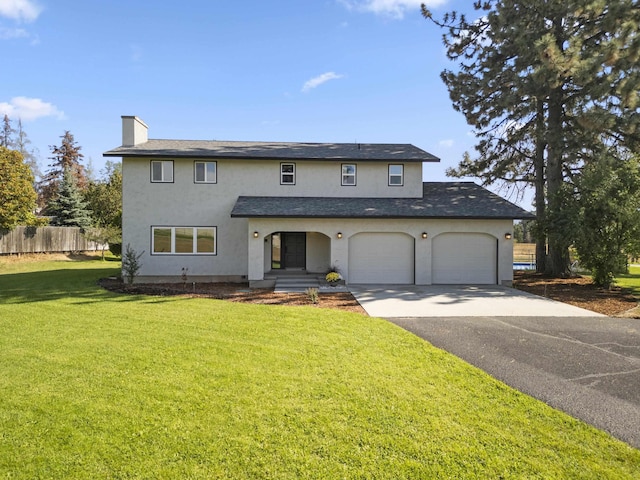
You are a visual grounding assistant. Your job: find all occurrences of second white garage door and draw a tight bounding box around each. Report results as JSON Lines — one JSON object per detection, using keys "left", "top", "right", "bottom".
{"left": 432, "top": 233, "right": 497, "bottom": 284}
{"left": 348, "top": 233, "right": 414, "bottom": 284}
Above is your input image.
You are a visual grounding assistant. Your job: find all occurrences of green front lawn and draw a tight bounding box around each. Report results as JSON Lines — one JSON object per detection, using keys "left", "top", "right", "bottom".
{"left": 1, "top": 256, "right": 638, "bottom": 478}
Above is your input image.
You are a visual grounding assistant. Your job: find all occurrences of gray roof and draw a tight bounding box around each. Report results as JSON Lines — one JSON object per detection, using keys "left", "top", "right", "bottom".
{"left": 104, "top": 139, "right": 439, "bottom": 163}
{"left": 231, "top": 182, "right": 535, "bottom": 220}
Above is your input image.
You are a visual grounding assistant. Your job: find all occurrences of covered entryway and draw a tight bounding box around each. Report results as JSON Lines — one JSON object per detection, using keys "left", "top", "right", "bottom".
{"left": 432, "top": 233, "right": 497, "bottom": 284}
{"left": 348, "top": 232, "right": 414, "bottom": 284}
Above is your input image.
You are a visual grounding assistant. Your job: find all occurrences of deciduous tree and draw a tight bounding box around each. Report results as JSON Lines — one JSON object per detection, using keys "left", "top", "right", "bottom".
{"left": 14, "top": 118, "right": 41, "bottom": 185}
{"left": 573, "top": 152, "right": 640, "bottom": 288}
{"left": 84, "top": 161, "right": 122, "bottom": 228}
{"left": 0, "top": 147, "right": 38, "bottom": 230}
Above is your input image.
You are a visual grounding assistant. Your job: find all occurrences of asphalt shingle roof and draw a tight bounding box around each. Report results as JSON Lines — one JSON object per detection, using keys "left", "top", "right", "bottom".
{"left": 230, "top": 182, "right": 535, "bottom": 220}
{"left": 103, "top": 139, "right": 439, "bottom": 162}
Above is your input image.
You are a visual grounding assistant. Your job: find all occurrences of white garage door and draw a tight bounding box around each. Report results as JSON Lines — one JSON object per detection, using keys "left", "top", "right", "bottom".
{"left": 349, "top": 233, "right": 414, "bottom": 284}
{"left": 432, "top": 233, "right": 497, "bottom": 284}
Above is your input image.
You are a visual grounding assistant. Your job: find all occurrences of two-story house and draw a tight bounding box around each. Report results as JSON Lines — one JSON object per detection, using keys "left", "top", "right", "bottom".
{"left": 104, "top": 116, "right": 533, "bottom": 287}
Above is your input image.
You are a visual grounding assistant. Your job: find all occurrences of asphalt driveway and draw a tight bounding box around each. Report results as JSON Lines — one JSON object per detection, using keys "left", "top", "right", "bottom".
{"left": 348, "top": 285, "right": 640, "bottom": 448}
{"left": 390, "top": 315, "right": 640, "bottom": 449}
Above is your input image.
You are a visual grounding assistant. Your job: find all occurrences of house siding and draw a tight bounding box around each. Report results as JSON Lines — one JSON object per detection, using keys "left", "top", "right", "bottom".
{"left": 122, "top": 157, "right": 423, "bottom": 280}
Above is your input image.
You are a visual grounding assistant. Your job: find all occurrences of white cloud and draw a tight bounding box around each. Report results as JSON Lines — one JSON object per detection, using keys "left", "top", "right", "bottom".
{"left": 0, "top": 96, "right": 65, "bottom": 121}
{"left": 0, "top": 26, "right": 26, "bottom": 38}
{"left": 338, "top": 0, "right": 447, "bottom": 19}
{"left": 0, "top": 0, "right": 42, "bottom": 22}
{"left": 439, "top": 139, "right": 454, "bottom": 148}
{"left": 302, "top": 72, "right": 344, "bottom": 93}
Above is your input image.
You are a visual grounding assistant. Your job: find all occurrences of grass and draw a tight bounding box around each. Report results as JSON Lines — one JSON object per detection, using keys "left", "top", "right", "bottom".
{"left": 1, "top": 256, "right": 639, "bottom": 478}
{"left": 618, "top": 265, "right": 640, "bottom": 298}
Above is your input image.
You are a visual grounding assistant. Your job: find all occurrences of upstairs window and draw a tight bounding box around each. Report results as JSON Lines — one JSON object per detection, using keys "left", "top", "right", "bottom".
{"left": 281, "top": 163, "right": 295, "bottom": 185}
{"left": 388, "top": 164, "right": 404, "bottom": 186}
{"left": 342, "top": 164, "right": 356, "bottom": 186}
{"left": 151, "top": 160, "right": 174, "bottom": 183}
{"left": 194, "top": 161, "right": 217, "bottom": 183}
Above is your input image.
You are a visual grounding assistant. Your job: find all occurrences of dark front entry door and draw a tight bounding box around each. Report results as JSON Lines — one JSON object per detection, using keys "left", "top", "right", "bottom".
{"left": 282, "top": 232, "right": 306, "bottom": 269}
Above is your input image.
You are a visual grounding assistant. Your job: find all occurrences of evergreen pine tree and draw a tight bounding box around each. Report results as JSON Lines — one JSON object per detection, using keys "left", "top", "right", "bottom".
{"left": 1, "top": 114, "right": 16, "bottom": 148}
{"left": 41, "top": 131, "right": 88, "bottom": 211}
{"left": 48, "top": 168, "right": 93, "bottom": 229}
{"left": 424, "top": 0, "right": 640, "bottom": 276}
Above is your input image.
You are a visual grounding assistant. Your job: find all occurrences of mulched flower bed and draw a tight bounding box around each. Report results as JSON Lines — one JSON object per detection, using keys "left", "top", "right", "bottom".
{"left": 514, "top": 271, "right": 639, "bottom": 317}
{"left": 98, "top": 277, "right": 367, "bottom": 314}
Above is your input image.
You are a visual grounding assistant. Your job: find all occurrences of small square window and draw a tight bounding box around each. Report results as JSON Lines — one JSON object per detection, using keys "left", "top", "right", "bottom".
{"left": 195, "top": 161, "right": 217, "bottom": 183}
{"left": 389, "top": 164, "right": 404, "bottom": 186}
{"left": 342, "top": 164, "right": 356, "bottom": 186}
{"left": 151, "top": 160, "right": 173, "bottom": 183}
{"left": 281, "top": 163, "right": 295, "bottom": 185}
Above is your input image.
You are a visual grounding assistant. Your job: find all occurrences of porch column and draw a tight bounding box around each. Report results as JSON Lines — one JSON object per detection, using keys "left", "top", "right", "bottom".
{"left": 247, "top": 228, "right": 264, "bottom": 282}
{"left": 330, "top": 234, "right": 349, "bottom": 283}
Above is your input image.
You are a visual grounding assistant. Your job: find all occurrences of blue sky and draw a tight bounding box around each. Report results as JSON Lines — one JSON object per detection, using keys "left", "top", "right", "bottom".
{"left": 2, "top": 1, "right": 525, "bottom": 203}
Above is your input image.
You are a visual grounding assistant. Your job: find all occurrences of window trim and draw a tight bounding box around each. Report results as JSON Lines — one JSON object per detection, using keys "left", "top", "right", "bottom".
{"left": 150, "top": 160, "right": 174, "bottom": 183}
{"left": 388, "top": 164, "right": 404, "bottom": 186}
{"left": 151, "top": 226, "right": 217, "bottom": 255}
{"left": 194, "top": 161, "right": 217, "bottom": 184}
{"left": 280, "top": 162, "right": 296, "bottom": 185}
{"left": 341, "top": 163, "right": 357, "bottom": 186}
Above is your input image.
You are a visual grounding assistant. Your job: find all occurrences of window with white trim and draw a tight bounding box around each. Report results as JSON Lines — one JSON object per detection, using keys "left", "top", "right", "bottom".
{"left": 151, "top": 160, "right": 174, "bottom": 183}
{"left": 152, "top": 226, "right": 216, "bottom": 255}
{"left": 388, "top": 164, "right": 404, "bottom": 186}
{"left": 342, "top": 164, "right": 356, "bottom": 186}
{"left": 281, "top": 163, "right": 295, "bottom": 185}
{"left": 194, "top": 161, "right": 217, "bottom": 183}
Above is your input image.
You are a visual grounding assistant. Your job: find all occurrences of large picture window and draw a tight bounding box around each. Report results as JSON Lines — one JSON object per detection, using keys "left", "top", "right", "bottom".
{"left": 152, "top": 226, "right": 216, "bottom": 255}
{"left": 194, "top": 161, "right": 217, "bottom": 183}
{"left": 342, "top": 164, "right": 356, "bottom": 186}
{"left": 388, "top": 164, "right": 404, "bottom": 186}
{"left": 281, "top": 163, "right": 295, "bottom": 185}
{"left": 151, "top": 160, "right": 174, "bottom": 183}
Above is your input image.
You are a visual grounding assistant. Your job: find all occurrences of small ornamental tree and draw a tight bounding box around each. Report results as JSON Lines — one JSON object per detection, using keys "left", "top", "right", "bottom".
{"left": 48, "top": 168, "right": 93, "bottom": 229}
{"left": 0, "top": 147, "right": 38, "bottom": 230}
{"left": 122, "top": 244, "right": 144, "bottom": 285}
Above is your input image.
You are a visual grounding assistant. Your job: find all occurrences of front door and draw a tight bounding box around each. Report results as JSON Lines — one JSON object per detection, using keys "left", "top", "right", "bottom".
{"left": 282, "top": 232, "right": 306, "bottom": 269}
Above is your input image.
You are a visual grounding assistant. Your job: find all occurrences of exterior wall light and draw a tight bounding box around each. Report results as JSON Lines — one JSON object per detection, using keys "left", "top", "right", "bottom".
{"left": 337, "top": 232, "right": 343, "bottom": 239}
{"left": 505, "top": 233, "right": 512, "bottom": 240}
{"left": 421, "top": 232, "right": 428, "bottom": 239}
{"left": 253, "top": 231, "right": 259, "bottom": 238}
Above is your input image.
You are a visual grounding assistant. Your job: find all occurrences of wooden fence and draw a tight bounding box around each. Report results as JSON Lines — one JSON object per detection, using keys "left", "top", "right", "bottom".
{"left": 0, "top": 226, "right": 104, "bottom": 255}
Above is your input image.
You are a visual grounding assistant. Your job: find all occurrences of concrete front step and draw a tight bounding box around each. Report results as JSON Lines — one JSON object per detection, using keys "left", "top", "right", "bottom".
{"left": 274, "top": 275, "right": 323, "bottom": 293}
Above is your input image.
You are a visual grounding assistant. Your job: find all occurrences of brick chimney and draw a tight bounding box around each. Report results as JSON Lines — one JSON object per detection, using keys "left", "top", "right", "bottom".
{"left": 121, "top": 116, "right": 148, "bottom": 146}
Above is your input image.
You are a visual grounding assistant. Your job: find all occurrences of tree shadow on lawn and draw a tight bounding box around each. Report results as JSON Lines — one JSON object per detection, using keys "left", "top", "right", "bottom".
{"left": 0, "top": 268, "right": 165, "bottom": 305}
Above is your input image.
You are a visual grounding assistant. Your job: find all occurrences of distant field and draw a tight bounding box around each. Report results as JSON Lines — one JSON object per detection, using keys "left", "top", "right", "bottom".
{"left": 514, "top": 242, "right": 536, "bottom": 263}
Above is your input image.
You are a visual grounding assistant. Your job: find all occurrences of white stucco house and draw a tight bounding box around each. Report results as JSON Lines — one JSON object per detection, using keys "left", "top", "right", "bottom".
{"left": 104, "top": 116, "right": 534, "bottom": 287}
